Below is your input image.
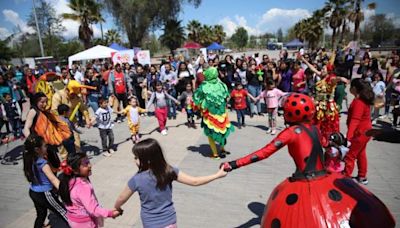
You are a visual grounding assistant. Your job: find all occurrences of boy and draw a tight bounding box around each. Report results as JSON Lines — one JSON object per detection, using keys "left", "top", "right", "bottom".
{"left": 1, "top": 93, "right": 22, "bottom": 140}
{"left": 95, "top": 98, "right": 115, "bottom": 157}
{"left": 57, "top": 104, "right": 78, "bottom": 159}
{"left": 230, "top": 82, "right": 256, "bottom": 129}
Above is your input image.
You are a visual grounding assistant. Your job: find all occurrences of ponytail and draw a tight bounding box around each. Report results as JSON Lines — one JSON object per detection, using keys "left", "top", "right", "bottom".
{"left": 59, "top": 153, "right": 87, "bottom": 206}
{"left": 23, "top": 134, "right": 44, "bottom": 184}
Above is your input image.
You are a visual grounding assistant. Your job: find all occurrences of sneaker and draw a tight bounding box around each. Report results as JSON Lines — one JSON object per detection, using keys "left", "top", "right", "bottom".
{"left": 221, "top": 150, "right": 231, "bottom": 155}
{"left": 378, "top": 115, "right": 386, "bottom": 119}
{"left": 271, "top": 129, "right": 277, "bottom": 135}
{"left": 117, "top": 119, "right": 122, "bottom": 123}
{"left": 161, "top": 129, "right": 168, "bottom": 136}
{"left": 237, "top": 125, "right": 242, "bottom": 129}
{"left": 211, "top": 155, "right": 221, "bottom": 160}
{"left": 357, "top": 177, "right": 368, "bottom": 185}
{"left": 109, "top": 148, "right": 115, "bottom": 154}
{"left": 102, "top": 152, "right": 112, "bottom": 157}
{"left": 258, "top": 113, "right": 264, "bottom": 116}
{"left": 266, "top": 128, "right": 272, "bottom": 134}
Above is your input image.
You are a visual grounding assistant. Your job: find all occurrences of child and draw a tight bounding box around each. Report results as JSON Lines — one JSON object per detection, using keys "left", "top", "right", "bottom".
{"left": 230, "top": 82, "right": 256, "bottom": 129}
{"left": 114, "top": 138, "right": 227, "bottom": 227}
{"left": 257, "top": 80, "right": 286, "bottom": 135}
{"left": 59, "top": 153, "right": 121, "bottom": 227}
{"left": 1, "top": 93, "right": 22, "bottom": 139}
{"left": 325, "top": 132, "right": 351, "bottom": 173}
{"left": 95, "top": 98, "right": 115, "bottom": 157}
{"left": 118, "top": 95, "right": 147, "bottom": 143}
{"left": 57, "top": 104, "right": 78, "bottom": 159}
{"left": 146, "top": 82, "right": 179, "bottom": 136}
{"left": 178, "top": 82, "right": 196, "bottom": 128}
{"left": 23, "top": 134, "right": 69, "bottom": 228}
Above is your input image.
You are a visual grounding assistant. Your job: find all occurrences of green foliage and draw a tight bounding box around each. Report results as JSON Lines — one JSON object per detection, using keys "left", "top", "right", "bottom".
{"left": 362, "top": 14, "right": 396, "bottom": 47}
{"left": 0, "top": 39, "right": 15, "bottom": 62}
{"left": 104, "top": 0, "right": 201, "bottom": 47}
{"left": 231, "top": 27, "right": 248, "bottom": 50}
{"left": 187, "top": 21, "right": 226, "bottom": 46}
{"left": 160, "top": 19, "right": 185, "bottom": 54}
{"left": 276, "top": 28, "right": 283, "bottom": 42}
{"left": 143, "top": 34, "right": 162, "bottom": 57}
{"left": 62, "top": 0, "right": 104, "bottom": 49}
{"left": 104, "top": 29, "right": 122, "bottom": 45}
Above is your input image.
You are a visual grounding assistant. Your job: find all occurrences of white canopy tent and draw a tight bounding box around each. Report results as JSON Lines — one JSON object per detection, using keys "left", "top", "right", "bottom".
{"left": 68, "top": 45, "right": 117, "bottom": 67}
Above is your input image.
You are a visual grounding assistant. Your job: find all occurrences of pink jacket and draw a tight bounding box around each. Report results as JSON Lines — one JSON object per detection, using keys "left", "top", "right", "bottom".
{"left": 259, "top": 88, "right": 286, "bottom": 108}
{"left": 66, "top": 177, "right": 113, "bottom": 224}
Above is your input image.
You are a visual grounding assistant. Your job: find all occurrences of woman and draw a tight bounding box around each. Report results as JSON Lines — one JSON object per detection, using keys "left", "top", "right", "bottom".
{"left": 246, "top": 62, "right": 263, "bottom": 116}
{"left": 291, "top": 61, "right": 306, "bottom": 93}
{"left": 176, "top": 62, "right": 194, "bottom": 96}
{"left": 146, "top": 65, "right": 160, "bottom": 93}
{"left": 277, "top": 61, "right": 292, "bottom": 92}
{"left": 85, "top": 69, "right": 102, "bottom": 112}
{"left": 23, "top": 92, "right": 71, "bottom": 168}
{"left": 344, "top": 78, "right": 374, "bottom": 185}
{"left": 222, "top": 93, "right": 395, "bottom": 228}
{"left": 372, "top": 72, "right": 386, "bottom": 121}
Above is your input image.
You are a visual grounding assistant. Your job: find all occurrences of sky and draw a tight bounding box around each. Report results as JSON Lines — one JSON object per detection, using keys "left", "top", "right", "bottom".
{"left": 0, "top": 0, "right": 399, "bottom": 41}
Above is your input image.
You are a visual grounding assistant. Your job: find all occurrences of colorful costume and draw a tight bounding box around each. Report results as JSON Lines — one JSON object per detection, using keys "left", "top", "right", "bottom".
{"left": 223, "top": 93, "right": 395, "bottom": 228}
{"left": 193, "top": 67, "right": 234, "bottom": 158}
{"left": 313, "top": 72, "right": 340, "bottom": 142}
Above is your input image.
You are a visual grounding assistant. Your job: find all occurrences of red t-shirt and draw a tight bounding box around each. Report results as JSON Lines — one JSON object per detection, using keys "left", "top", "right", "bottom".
{"left": 231, "top": 89, "right": 248, "bottom": 110}
{"left": 114, "top": 71, "right": 126, "bottom": 94}
{"left": 292, "top": 68, "right": 305, "bottom": 92}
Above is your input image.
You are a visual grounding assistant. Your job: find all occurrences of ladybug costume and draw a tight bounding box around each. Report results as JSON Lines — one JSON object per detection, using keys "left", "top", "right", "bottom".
{"left": 223, "top": 93, "right": 395, "bottom": 228}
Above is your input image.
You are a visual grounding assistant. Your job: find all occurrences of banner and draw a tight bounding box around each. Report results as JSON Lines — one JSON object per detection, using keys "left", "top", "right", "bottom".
{"left": 111, "top": 49, "right": 135, "bottom": 65}
{"left": 136, "top": 50, "right": 151, "bottom": 66}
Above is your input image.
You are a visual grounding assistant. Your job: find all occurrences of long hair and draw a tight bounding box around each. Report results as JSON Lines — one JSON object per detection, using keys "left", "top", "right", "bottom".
{"left": 351, "top": 78, "right": 374, "bottom": 105}
{"left": 23, "top": 134, "right": 44, "bottom": 184}
{"left": 132, "top": 138, "right": 176, "bottom": 190}
{"left": 59, "top": 153, "right": 87, "bottom": 206}
{"left": 31, "top": 92, "right": 47, "bottom": 109}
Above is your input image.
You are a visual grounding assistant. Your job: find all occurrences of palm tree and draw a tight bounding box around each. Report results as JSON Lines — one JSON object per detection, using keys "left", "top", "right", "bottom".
{"left": 160, "top": 19, "right": 185, "bottom": 54}
{"left": 348, "top": 0, "right": 376, "bottom": 42}
{"left": 105, "top": 29, "right": 122, "bottom": 45}
{"left": 62, "top": 0, "right": 104, "bottom": 49}
{"left": 212, "top": 25, "right": 226, "bottom": 44}
{"left": 199, "top": 25, "right": 213, "bottom": 46}
{"left": 187, "top": 20, "right": 202, "bottom": 42}
{"left": 327, "top": 0, "right": 351, "bottom": 49}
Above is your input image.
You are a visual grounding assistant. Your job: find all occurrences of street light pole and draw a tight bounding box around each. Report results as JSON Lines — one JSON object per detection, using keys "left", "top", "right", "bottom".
{"left": 32, "top": 0, "right": 45, "bottom": 57}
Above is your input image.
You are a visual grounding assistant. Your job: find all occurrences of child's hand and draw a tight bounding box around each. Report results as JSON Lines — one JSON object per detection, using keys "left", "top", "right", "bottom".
{"left": 111, "top": 208, "right": 122, "bottom": 218}
{"left": 216, "top": 165, "right": 228, "bottom": 178}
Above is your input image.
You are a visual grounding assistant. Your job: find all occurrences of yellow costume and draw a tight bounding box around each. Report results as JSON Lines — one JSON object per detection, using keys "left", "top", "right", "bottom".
{"left": 121, "top": 105, "right": 146, "bottom": 135}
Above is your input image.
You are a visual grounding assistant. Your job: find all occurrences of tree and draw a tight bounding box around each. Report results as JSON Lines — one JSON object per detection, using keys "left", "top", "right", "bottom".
{"left": 159, "top": 19, "right": 185, "bottom": 54}
{"left": 104, "top": 0, "right": 201, "bottom": 47}
{"left": 348, "top": 0, "right": 376, "bottom": 42}
{"left": 363, "top": 14, "right": 395, "bottom": 47}
{"left": 276, "top": 28, "right": 283, "bottom": 42}
{"left": 293, "top": 8, "right": 328, "bottom": 49}
{"left": 327, "top": 0, "right": 348, "bottom": 49}
{"left": 0, "top": 39, "right": 15, "bottom": 62}
{"left": 105, "top": 29, "right": 122, "bottom": 45}
{"left": 231, "top": 27, "right": 248, "bottom": 50}
{"left": 212, "top": 25, "right": 226, "bottom": 44}
{"left": 187, "top": 20, "right": 202, "bottom": 42}
{"left": 27, "top": 0, "right": 65, "bottom": 56}
{"left": 198, "top": 24, "right": 213, "bottom": 46}
{"left": 62, "top": 0, "right": 104, "bottom": 49}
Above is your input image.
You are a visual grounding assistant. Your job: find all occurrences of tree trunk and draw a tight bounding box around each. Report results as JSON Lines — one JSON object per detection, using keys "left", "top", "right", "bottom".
{"left": 353, "top": 0, "right": 361, "bottom": 42}
{"left": 331, "top": 28, "right": 337, "bottom": 50}
{"left": 340, "top": 20, "right": 347, "bottom": 44}
{"left": 83, "top": 39, "right": 91, "bottom": 50}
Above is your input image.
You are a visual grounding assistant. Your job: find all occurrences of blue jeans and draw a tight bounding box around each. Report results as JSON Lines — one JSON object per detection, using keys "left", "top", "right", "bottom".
{"left": 88, "top": 94, "right": 99, "bottom": 113}
{"left": 10, "top": 118, "right": 22, "bottom": 137}
{"left": 167, "top": 88, "right": 177, "bottom": 118}
{"left": 247, "top": 84, "right": 262, "bottom": 114}
{"left": 236, "top": 109, "right": 245, "bottom": 126}
{"left": 101, "top": 85, "right": 109, "bottom": 98}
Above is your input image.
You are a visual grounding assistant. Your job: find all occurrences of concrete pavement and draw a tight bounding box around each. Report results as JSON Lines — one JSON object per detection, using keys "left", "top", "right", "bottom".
{"left": 1, "top": 105, "right": 399, "bottom": 227}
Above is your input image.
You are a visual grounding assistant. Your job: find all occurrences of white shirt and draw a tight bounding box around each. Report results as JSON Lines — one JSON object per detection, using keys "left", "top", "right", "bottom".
{"left": 95, "top": 107, "right": 114, "bottom": 129}
{"left": 74, "top": 71, "right": 84, "bottom": 84}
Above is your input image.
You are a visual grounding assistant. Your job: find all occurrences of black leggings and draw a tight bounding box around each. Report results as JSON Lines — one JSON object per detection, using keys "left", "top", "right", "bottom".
{"left": 29, "top": 189, "right": 68, "bottom": 228}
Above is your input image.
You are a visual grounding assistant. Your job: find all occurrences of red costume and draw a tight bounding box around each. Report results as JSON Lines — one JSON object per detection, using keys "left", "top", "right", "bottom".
{"left": 344, "top": 97, "right": 372, "bottom": 178}
{"left": 223, "top": 93, "right": 395, "bottom": 228}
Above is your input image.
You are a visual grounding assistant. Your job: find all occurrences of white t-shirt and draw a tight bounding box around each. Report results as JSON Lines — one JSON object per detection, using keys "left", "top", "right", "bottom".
{"left": 95, "top": 107, "right": 114, "bottom": 129}
{"left": 129, "top": 107, "right": 139, "bottom": 125}
{"left": 74, "top": 71, "right": 84, "bottom": 84}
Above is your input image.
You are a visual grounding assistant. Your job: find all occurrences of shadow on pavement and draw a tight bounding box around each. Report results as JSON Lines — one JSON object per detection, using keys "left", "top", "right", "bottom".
{"left": 234, "top": 202, "right": 265, "bottom": 228}
{"left": 0, "top": 144, "right": 24, "bottom": 165}
{"left": 187, "top": 144, "right": 213, "bottom": 157}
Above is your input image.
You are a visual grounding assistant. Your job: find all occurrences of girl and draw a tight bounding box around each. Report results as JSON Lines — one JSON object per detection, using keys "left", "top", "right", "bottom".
{"left": 59, "top": 153, "right": 120, "bottom": 228}
{"left": 372, "top": 72, "right": 386, "bottom": 121}
{"left": 343, "top": 78, "right": 374, "bottom": 185}
{"left": 23, "top": 134, "right": 68, "bottom": 228}
{"left": 230, "top": 81, "right": 257, "bottom": 129}
{"left": 118, "top": 96, "right": 147, "bottom": 143}
{"left": 256, "top": 80, "right": 286, "bottom": 135}
{"left": 178, "top": 83, "right": 196, "bottom": 128}
{"left": 146, "top": 82, "right": 179, "bottom": 136}
{"left": 114, "top": 138, "right": 227, "bottom": 228}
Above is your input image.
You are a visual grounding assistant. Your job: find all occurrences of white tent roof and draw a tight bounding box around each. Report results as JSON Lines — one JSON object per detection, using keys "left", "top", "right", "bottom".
{"left": 68, "top": 45, "right": 117, "bottom": 67}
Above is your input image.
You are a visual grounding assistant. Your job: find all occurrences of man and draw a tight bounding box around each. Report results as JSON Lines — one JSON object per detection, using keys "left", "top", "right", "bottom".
{"left": 71, "top": 64, "right": 84, "bottom": 84}
{"left": 108, "top": 63, "right": 133, "bottom": 122}
{"left": 51, "top": 80, "right": 94, "bottom": 151}
{"left": 131, "top": 64, "right": 147, "bottom": 109}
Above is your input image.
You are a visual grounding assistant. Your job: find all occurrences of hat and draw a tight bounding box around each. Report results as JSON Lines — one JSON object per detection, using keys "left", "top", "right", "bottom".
{"left": 66, "top": 80, "right": 95, "bottom": 95}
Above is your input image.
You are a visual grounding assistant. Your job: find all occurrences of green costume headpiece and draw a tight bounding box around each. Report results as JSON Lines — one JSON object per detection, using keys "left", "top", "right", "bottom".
{"left": 204, "top": 67, "right": 218, "bottom": 81}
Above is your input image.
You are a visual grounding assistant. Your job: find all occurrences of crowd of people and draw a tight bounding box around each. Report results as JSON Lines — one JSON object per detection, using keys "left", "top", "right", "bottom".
{"left": 0, "top": 46, "right": 398, "bottom": 227}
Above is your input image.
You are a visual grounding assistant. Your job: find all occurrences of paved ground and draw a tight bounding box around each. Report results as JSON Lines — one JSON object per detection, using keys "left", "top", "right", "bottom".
{"left": 0, "top": 94, "right": 399, "bottom": 227}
